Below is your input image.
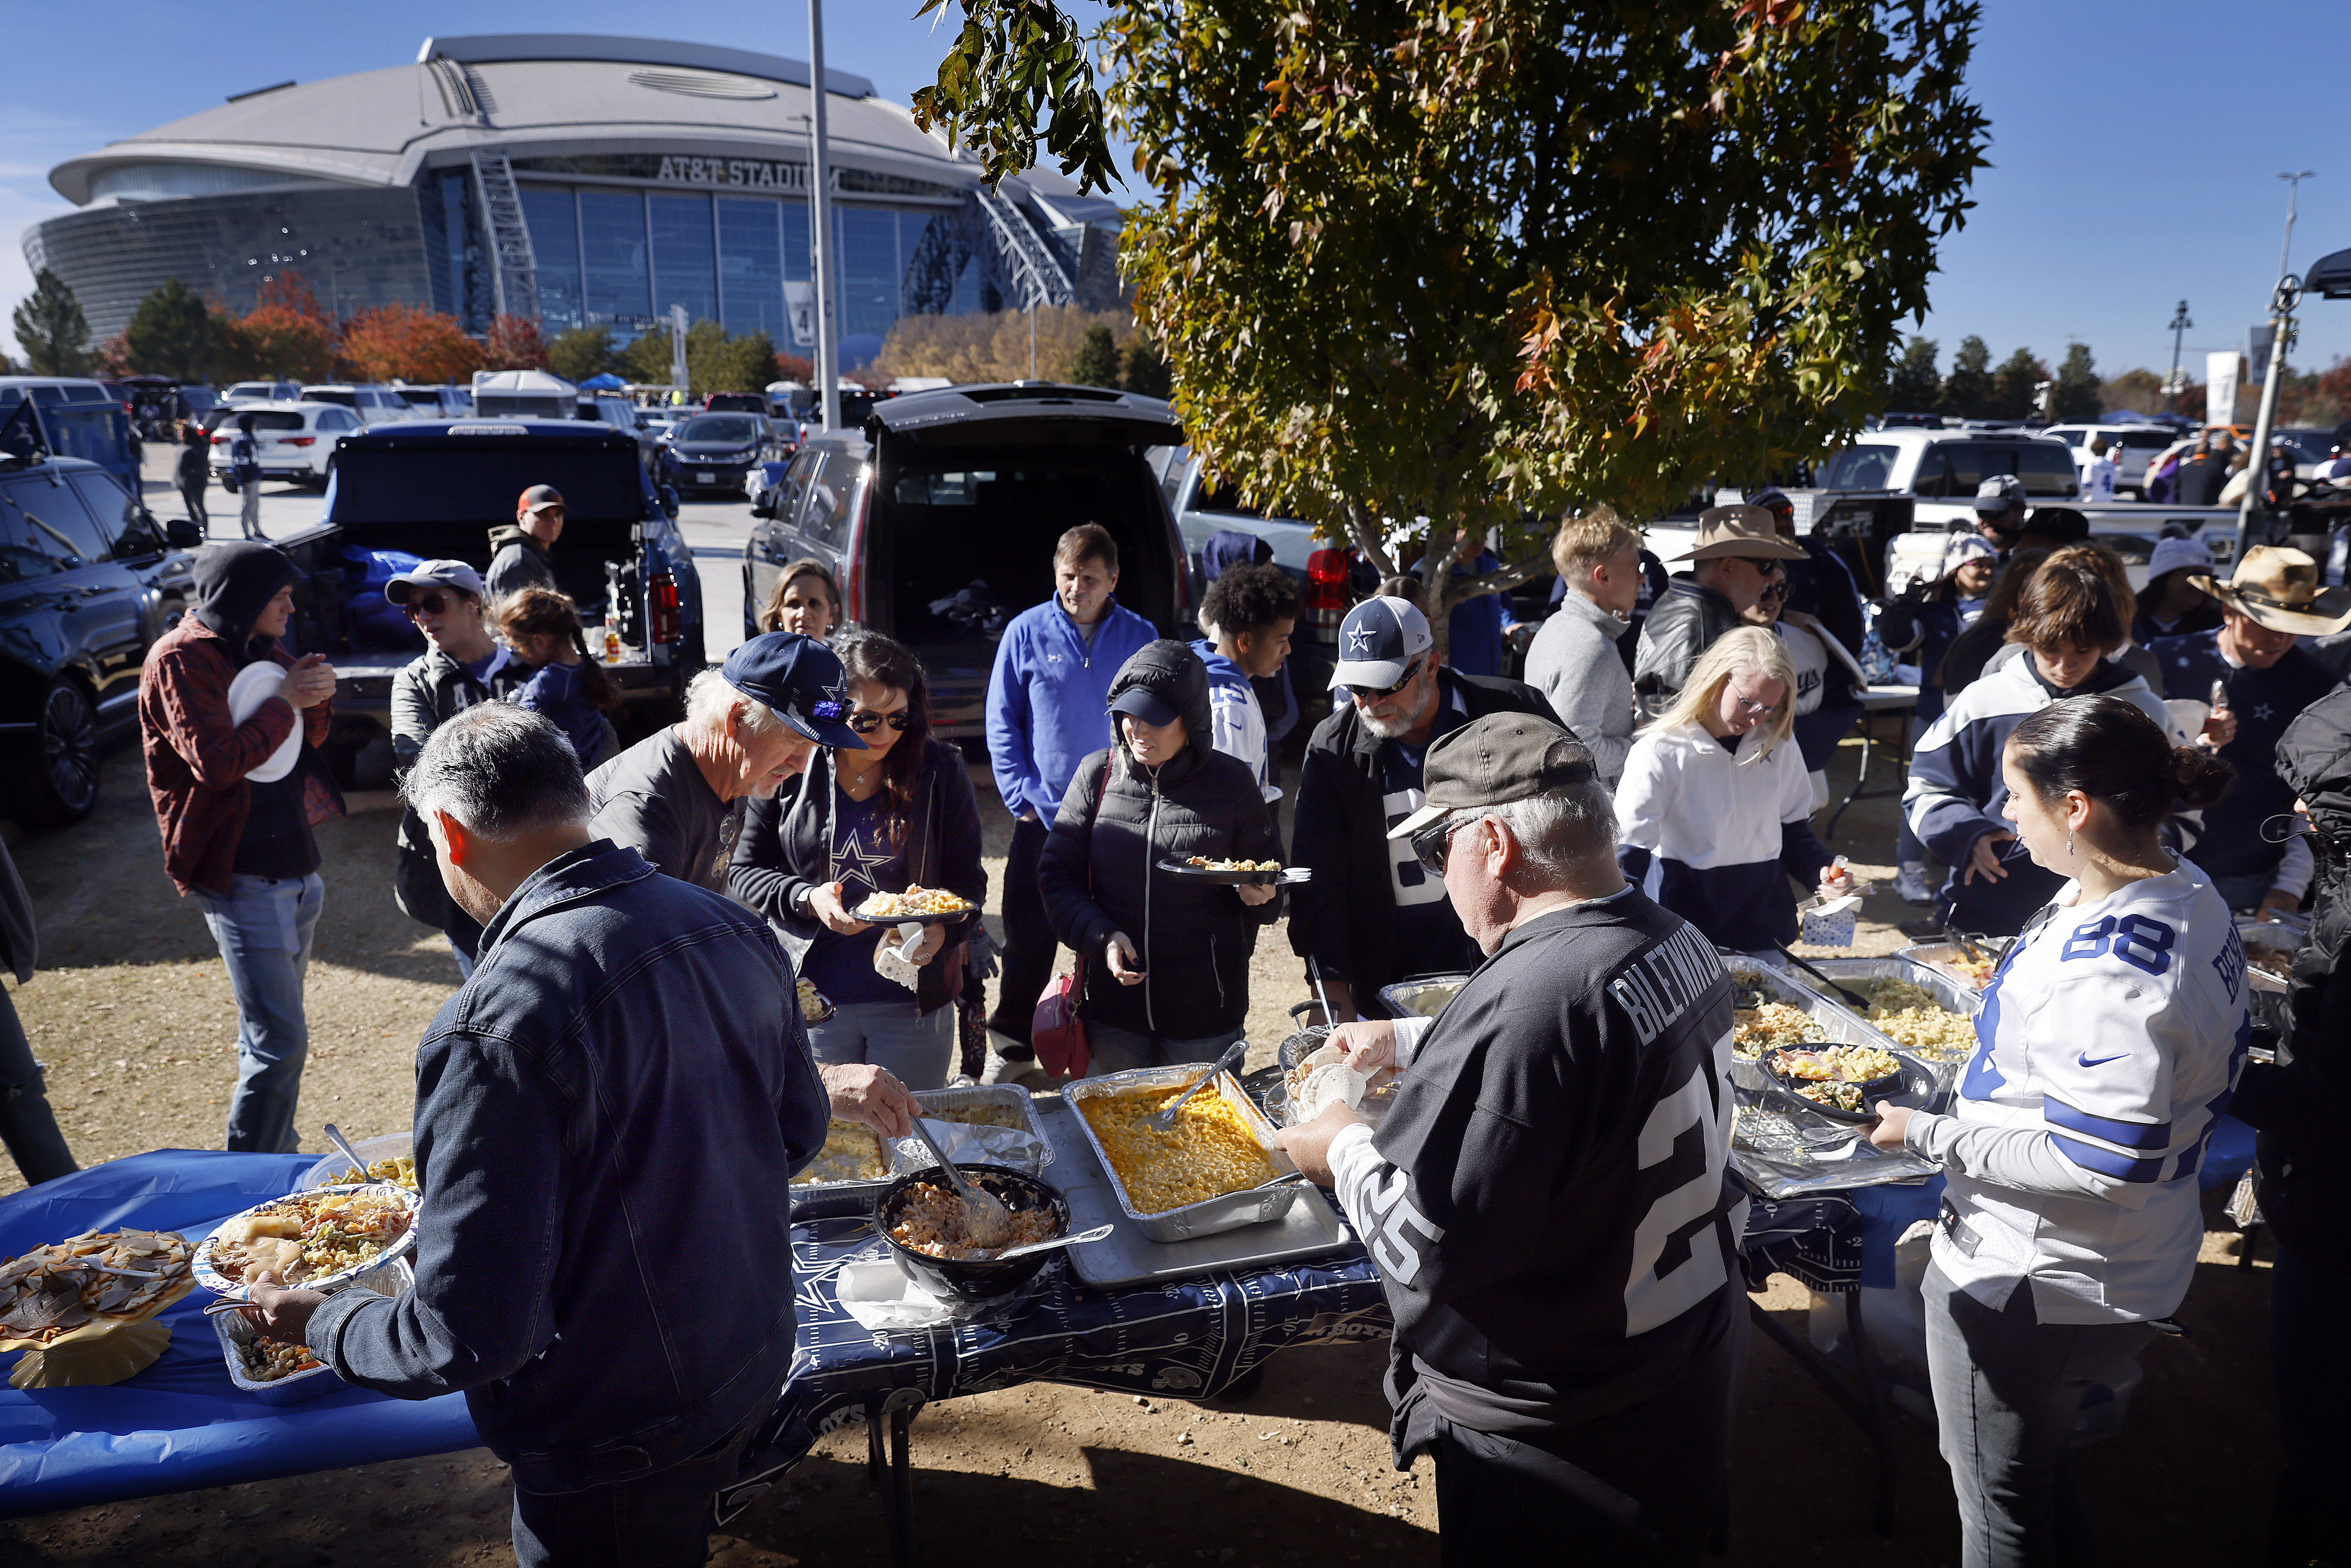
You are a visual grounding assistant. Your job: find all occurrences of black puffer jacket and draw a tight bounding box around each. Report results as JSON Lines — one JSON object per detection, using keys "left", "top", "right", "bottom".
{"left": 1039, "top": 641, "right": 1283, "bottom": 1038}
{"left": 2234, "top": 685, "right": 2351, "bottom": 1253}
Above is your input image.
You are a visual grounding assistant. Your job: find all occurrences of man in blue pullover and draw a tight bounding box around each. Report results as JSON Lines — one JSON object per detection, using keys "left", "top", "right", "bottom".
{"left": 983, "top": 523, "right": 1157, "bottom": 1081}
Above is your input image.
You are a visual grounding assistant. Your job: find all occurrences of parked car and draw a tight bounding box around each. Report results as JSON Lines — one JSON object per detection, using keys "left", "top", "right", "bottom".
{"left": 704, "top": 391, "right": 767, "bottom": 414}
{"left": 300, "top": 384, "right": 415, "bottom": 427}
{"left": 0, "top": 376, "right": 146, "bottom": 497}
{"left": 390, "top": 382, "right": 472, "bottom": 419}
{"left": 2038, "top": 422, "right": 2180, "bottom": 499}
{"left": 208, "top": 401, "right": 364, "bottom": 486}
{"left": 575, "top": 393, "right": 660, "bottom": 472}
{"left": 278, "top": 418, "right": 700, "bottom": 787}
{"left": 0, "top": 408, "right": 196, "bottom": 827}
{"left": 743, "top": 382, "right": 1191, "bottom": 738}
{"left": 1154, "top": 447, "right": 1344, "bottom": 697}
{"left": 660, "top": 412, "right": 778, "bottom": 497}
{"left": 220, "top": 379, "right": 301, "bottom": 404}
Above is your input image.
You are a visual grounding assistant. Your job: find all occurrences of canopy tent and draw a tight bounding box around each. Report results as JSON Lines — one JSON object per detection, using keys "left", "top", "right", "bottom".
{"left": 577, "top": 372, "right": 627, "bottom": 391}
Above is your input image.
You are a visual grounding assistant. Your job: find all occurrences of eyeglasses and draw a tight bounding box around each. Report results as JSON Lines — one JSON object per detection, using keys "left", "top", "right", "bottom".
{"left": 848, "top": 711, "right": 914, "bottom": 734}
{"left": 1733, "top": 696, "right": 1784, "bottom": 719}
{"left": 1347, "top": 654, "right": 1426, "bottom": 703}
{"left": 1409, "top": 814, "right": 1475, "bottom": 875}
{"left": 404, "top": 591, "right": 457, "bottom": 617}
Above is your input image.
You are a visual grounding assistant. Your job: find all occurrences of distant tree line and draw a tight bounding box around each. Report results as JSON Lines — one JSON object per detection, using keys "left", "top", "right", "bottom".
{"left": 1880, "top": 332, "right": 2351, "bottom": 429}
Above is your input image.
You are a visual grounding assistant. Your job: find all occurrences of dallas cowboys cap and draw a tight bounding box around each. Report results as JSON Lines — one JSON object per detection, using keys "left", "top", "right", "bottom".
{"left": 1332, "top": 596, "right": 1434, "bottom": 690}
{"left": 718, "top": 632, "right": 867, "bottom": 750}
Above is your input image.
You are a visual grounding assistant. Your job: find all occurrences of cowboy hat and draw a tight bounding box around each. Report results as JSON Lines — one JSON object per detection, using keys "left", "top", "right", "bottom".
{"left": 1673, "top": 504, "right": 1807, "bottom": 562}
{"left": 2189, "top": 546, "right": 2351, "bottom": 636}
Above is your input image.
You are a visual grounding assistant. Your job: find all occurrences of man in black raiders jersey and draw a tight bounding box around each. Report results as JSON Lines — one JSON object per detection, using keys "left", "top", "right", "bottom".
{"left": 1279, "top": 714, "right": 1744, "bottom": 1566}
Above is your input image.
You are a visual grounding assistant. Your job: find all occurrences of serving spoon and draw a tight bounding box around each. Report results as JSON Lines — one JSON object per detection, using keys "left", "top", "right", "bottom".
{"left": 905, "top": 1118, "right": 1016, "bottom": 1249}
{"left": 320, "top": 1123, "right": 373, "bottom": 1184}
{"left": 990, "top": 1223, "right": 1115, "bottom": 1261}
{"left": 1149, "top": 1038, "right": 1250, "bottom": 1132}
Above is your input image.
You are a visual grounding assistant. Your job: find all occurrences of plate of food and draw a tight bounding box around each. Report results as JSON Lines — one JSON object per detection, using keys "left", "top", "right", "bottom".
{"left": 0, "top": 1229, "right": 196, "bottom": 1348}
{"left": 192, "top": 1184, "right": 421, "bottom": 1297}
{"left": 796, "top": 976, "right": 836, "bottom": 1023}
{"left": 852, "top": 885, "right": 977, "bottom": 923}
{"left": 1761, "top": 1043, "right": 1925, "bottom": 1123}
{"left": 1156, "top": 856, "right": 1305, "bottom": 886}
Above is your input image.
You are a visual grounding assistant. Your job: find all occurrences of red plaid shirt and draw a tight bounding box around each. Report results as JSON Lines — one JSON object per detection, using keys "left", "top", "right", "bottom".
{"left": 137, "top": 612, "right": 341, "bottom": 897}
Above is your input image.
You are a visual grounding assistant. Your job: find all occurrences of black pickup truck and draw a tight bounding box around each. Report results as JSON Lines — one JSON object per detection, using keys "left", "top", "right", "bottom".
{"left": 278, "top": 420, "right": 705, "bottom": 787}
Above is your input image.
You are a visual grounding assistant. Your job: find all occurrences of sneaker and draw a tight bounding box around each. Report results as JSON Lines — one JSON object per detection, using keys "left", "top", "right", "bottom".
{"left": 1894, "top": 863, "right": 1934, "bottom": 905}
{"left": 980, "top": 1037, "right": 1039, "bottom": 1085}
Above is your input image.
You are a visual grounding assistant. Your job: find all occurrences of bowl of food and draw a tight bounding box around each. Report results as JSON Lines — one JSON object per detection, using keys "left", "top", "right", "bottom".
{"left": 1761, "top": 1043, "right": 1927, "bottom": 1124}
{"left": 192, "top": 1185, "right": 421, "bottom": 1297}
{"left": 871, "top": 1165, "right": 1069, "bottom": 1302}
{"left": 299, "top": 1132, "right": 416, "bottom": 1192}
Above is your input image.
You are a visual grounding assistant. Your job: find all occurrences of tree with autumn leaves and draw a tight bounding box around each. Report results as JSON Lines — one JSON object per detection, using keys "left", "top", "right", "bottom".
{"left": 915, "top": 0, "right": 1990, "bottom": 648}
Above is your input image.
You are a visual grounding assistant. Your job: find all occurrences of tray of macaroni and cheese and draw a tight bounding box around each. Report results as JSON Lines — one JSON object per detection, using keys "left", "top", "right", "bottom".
{"left": 1061, "top": 1065, "right": 1306, "bottom": 1244}
{"left": 1034, "top": 1095, "right": 1352, "bottom": 1287}
{"left": 1792, "top": 956, "right": 1981, "bottom": 1087}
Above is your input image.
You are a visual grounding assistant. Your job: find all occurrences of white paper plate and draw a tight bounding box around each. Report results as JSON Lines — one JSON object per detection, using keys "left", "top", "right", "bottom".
{"left": 192, "top": 1183, "right": 421, "bottom": 1297}
{"left": 226, "top": 661, "right": 304, "bottom": 783}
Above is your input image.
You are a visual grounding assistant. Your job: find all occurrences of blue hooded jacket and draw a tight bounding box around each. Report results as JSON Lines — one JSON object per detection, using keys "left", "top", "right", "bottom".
{"left": 985, "top": 596, "right": 1158, "bottom": 823}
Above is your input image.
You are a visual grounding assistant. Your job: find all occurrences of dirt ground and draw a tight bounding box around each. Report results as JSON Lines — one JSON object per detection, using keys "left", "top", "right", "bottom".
{"left": 0, "top": 731, "right": 2283, "bottom": 1565}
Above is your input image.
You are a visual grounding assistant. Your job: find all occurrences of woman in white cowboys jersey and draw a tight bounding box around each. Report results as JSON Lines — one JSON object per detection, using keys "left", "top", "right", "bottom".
{"left": 1871, "top": 695, "right": 2244, "bottom": 1566}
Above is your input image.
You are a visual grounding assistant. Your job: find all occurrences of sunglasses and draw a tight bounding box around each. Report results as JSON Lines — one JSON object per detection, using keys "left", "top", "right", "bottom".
{"left": 1347, "top": 654, "right": 1426, "bottom": 703}
{"left": 404, "top": 591, "right": 461, "bottom": 617}
{"left": 848, "top": 711, "right": 914, "bottom": 734}
{"left": 1409, "top": 814, "right": 1475, "bottom": 875}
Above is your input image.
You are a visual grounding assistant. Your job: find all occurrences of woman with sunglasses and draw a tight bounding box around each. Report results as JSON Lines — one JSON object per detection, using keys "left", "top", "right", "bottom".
{"left": 1613, "top": 626, "right": 1851, "bottom": 951}
{"left": 730, "top": 629, "right": 984, "bottom": 1090}
{"left": 386, "top": 561, "right": 515, "bottom": 977}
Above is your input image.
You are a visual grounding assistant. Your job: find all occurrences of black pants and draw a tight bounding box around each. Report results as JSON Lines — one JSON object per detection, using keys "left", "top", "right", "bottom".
{"left": 0, "top": 981, "right": 76, "bottom": 1186}
{"left": 510, "top": 1420, "right": 758, "bottom": 1568}
{"left": 179, "top": 480, "right": 207, "bottom": 535}
{"left": 985, "top": 815, "right": 1057, "bottom": 1051}
{"left": 2268, "top": 1241, "right": 2351, "bottom": 1565}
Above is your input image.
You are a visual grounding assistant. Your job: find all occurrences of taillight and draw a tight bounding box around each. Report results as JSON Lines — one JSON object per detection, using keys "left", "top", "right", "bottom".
{"left": 211, "top": 433, "right": 230, "bottom": 445}
{"left": 647, "top": 572, "right": 682, "bottom": 644}
{"left": 1303, "top": 548, "right": 1350, "bottom": 628}
{"left": 284, "top": 436, "right": 315, "bottom": 447}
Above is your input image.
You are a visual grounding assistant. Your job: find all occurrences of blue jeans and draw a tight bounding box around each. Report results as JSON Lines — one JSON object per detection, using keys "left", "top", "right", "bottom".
{"left": 195, "top": 873, "right": 323, "bottom": 1154}
{"left": 1085, "top": 1022, "right": 1245, "bottom": 1077}
{"left": 510, "top": 1414, "right": 758, "bottom": 1568}
{"left": 807, "top": 1001, "right": 955, "bottom": 1090}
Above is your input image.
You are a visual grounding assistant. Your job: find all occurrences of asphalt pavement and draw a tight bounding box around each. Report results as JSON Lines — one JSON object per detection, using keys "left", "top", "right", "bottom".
{"left": 138, "top": 451, "right": 757, "bottom": 662}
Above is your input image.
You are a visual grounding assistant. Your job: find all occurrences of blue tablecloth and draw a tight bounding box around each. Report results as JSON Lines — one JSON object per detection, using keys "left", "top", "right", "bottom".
{"left": 0, "top": 1151, "right": 1390, "bottom": 1520}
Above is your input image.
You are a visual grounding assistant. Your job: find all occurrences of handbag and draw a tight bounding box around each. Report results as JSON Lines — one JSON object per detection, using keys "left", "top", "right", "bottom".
{"left": 1031, "top": 756, "right": 1112, "bottom": 1078}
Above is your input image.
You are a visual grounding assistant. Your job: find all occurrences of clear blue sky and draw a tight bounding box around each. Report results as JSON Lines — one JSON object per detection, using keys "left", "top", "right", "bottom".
{"left": 7, "top": 1, "right": 2349, "bottom": 383}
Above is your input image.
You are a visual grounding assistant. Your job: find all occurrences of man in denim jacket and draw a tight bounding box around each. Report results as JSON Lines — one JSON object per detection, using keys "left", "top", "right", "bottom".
{"left": 244, "top": 705, "right": 852, "bottom": 1565}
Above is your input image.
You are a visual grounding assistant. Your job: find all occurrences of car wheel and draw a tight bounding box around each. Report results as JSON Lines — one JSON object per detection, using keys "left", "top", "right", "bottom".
{"left": 5, "top": 676, "right": 102, "bottom": 829}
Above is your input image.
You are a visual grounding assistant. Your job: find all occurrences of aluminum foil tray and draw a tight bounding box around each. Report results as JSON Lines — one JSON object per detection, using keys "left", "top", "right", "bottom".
{"left": 1894, "top": 941, "right": 2007, "bottom": 995}
{"left": 1377, "top": 973, "right": 1472, "bottom": 1020}
{"left": 1722, "top": 956, "right": 1906, "bottom": 1093}
{"left": 2236, "top": 918, "right": 2299, "bottom": 996}
{"left": 1796, "top": 955, "right": 1980, "bottom": 1085}
{"left": 213, "top": 1257, "right": 412, "bottom": 1406}
{"left": 894, "top": 1084, "right": 1054, "bottom": 1175}
{"left": 1062, "top": 1065, "right": 1304, "bottom": 1243}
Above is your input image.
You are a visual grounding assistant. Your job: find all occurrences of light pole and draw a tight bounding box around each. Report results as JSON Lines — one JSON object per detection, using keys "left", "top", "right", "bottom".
{"left": 2277, "top": 172, "right": 2316, "bottom": 289}
{"left": 2166, "top": 300, "right": 2191, "bottom": 403}
{"left": 2239, "top": 273, "right": 2300, "bottom": 556}
{"left": 808, "top": 0, "right": 840, "bottom": 432}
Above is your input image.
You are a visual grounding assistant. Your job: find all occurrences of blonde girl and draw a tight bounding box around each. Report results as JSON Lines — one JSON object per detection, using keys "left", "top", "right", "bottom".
{"left": 1614, "top": 626, "right": 1852, "bottom": 949}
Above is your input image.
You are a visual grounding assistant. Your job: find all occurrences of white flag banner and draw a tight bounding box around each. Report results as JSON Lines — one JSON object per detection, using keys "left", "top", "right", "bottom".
{"left": 2206, "top": 351, "right": 2241, "bottom": 428}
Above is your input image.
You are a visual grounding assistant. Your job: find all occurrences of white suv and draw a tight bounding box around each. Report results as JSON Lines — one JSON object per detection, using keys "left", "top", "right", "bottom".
{"left": 209, "top": 401, "right": 364, "bottom": 485}
{"left": 300, "top": 384, "right": 413, "bottom": 426}
{"left": 2039, "top": 422, "right": 2181, "bottom": 499}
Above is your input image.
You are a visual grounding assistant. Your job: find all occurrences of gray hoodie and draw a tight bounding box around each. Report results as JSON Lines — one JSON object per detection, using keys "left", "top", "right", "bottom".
{"left": 1524, "top": 589, "right": 1635, "bottom": 785}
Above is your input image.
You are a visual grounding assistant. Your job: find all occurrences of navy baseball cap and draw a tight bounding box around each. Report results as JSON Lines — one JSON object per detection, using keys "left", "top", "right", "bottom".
{"left": 1331, "top": 595, "right": 1434, "bottom": 690}
{"left": 1108, "top": 685, "right": 1181, "bottom": 727}
{"left": 1972, "top": 475, "right": 2028, "bottom": 513}
{"left": 719, "top": 633, "right": 867, "bottom": 749}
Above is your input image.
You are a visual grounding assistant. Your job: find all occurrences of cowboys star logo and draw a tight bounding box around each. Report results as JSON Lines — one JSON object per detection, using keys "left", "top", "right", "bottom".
{"left": 1345, "top": 622, "right": 1379, "bottom": 656}
{"left": 834, "top": 830, "right": 895, "bottom": 892}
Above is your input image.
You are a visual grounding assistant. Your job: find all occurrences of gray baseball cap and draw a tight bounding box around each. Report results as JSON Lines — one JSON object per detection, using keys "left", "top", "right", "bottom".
{"left": 385, "top": 559, "right": 487, "bottom": 604}
{"left": 1972, "top": 475, "right": 2028, "bottom": 513}
{"left": 1388, "top": 715, "right": 1597, "bottom": 840}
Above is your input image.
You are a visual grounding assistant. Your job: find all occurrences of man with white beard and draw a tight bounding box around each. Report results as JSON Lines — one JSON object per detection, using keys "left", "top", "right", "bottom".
{"left": 1288, "top": 596, "right": 1563, "bottom": 1021}
{"left": 587, "top": 634, "right": 864, "bottom": 895}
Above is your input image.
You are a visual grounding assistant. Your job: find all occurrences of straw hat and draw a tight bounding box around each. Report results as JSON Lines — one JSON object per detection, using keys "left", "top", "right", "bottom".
{"left": 1673, "top": 504, "right": 1807, "bottom": 562}
{"left": 2189, "top": 546, "right": 2351, "bottom": 636}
